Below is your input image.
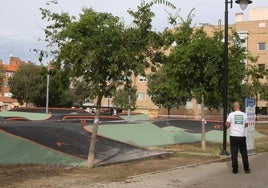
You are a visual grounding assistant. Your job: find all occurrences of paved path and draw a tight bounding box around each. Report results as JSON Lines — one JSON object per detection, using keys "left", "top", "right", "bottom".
{"left": 89, "top": 152, "right": 268, "bottom": 188}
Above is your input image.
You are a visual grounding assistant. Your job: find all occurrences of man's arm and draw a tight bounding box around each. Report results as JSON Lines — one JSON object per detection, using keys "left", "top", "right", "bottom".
{"left": 226, "top": 121, "right": 231, "bottom": 129}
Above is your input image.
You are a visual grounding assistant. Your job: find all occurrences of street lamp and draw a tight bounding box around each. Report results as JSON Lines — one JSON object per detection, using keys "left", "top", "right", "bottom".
{"left": 46, "top": 65, "right": 50, "bottom": 114}
{"left": 236, "top": 0, "right": 252, "bottom": 10}
{"left": 221, "top": 0, "right": 252, "bottom": 155}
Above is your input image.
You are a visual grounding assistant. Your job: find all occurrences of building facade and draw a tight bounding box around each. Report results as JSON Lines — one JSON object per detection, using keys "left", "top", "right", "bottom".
{"left": 0, "top": 57, "right": 24, "bottom": 110}
{"left": 234, "top": 7, "right": 268, "bottom": 114}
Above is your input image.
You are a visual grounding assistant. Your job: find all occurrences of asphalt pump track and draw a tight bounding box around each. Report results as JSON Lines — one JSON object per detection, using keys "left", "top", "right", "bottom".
{"left": 0, "top": 112, "right": 166, "bottom": 166}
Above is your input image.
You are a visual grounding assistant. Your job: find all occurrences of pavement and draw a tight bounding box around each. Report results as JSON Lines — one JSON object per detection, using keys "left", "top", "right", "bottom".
{"left": 89, "top": 152, "right": 268, "bottom": 188}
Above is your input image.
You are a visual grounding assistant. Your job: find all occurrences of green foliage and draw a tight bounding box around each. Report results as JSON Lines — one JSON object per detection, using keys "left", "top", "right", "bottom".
{"left": 45, "top": 68, "right": 74, "bottom": 107}
{"left": 0, "top": 64, "right": 5, "bottom": 88}
{"left": 149, "top": 0, "right": 176, "bottom": 9}
{"left": 244, "top": 59, "right": 268, "bottom": 102}
{"left": 71, "top": 79, "right": 93, "bottom": 107}
{"left": 9, "top": 63, "right": 44, "bottom": 105}
{"left": 40, "top": 3, "right": 164, "bottom": 109}
{"left": 112, "top": 87, "right": 137, "bottom": 110}
{"left": 161, "top": 14, "right": 251, "bottom": 110}
{"left": 9, "top": 63, "right": 74, "bottom": 107}
{"left": 147, "top": 69, "right": 186, "bottom": 115}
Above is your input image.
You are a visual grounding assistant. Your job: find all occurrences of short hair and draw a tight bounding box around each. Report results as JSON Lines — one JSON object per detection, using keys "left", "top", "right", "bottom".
{"left": 232, "top": 102, "right": 240, "bottom": 109}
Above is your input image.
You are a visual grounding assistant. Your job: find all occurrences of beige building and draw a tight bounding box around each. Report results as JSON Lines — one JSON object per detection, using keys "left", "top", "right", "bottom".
{"left": 0, "top": 57, "right": 23, "bottom": 110}
{"left": 234, "top": 7, "right": 268, "bottom": 114}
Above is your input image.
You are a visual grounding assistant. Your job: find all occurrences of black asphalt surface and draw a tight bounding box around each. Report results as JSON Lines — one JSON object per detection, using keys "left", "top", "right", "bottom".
{"left": 153, "top": 119, "right": 223, "bottom": 133}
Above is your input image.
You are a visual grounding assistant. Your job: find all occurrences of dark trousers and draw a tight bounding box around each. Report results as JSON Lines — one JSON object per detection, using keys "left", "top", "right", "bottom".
{"left": 230, "top": 136, "right": 250, "bottom": 171}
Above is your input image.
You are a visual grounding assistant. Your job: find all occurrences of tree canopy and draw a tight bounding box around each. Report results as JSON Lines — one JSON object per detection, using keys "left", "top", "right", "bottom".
{"left": 147, "top": 69, "right": 185, "bottom": 115}
{"left": 112, "top": 86, "right": 137, "bottom": 111}
{"left": 9, "top": 62, "right": 74, "bottom": 107}
{"left": 160, "top": 16, "right": 249, "bottom": 110}
{"left": 9, "top": 63, "right": 44, "bottom": 106}
{"left": 40, "top": 1, "right": 166, "bottom": 168}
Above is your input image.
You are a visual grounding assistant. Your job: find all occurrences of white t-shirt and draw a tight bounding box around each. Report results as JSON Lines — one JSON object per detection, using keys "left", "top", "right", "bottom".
{"left": 226, "top": 110, "right": 248, "bottom": 137}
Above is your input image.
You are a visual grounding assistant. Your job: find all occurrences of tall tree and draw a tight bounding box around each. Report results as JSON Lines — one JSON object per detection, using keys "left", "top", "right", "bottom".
{"left": 147, "top": 69, "right": 186, "bottom": 116}
{"left": 159, "top": 13, "right": 251, "bottom": 150}
{"left": 9, "top": 63, "right": 43, "bottom": 106}
{"left": 40, "top": 1, "right": 165, "bottom": 168}
{"left": 9, "top": 63, "right": 73, "bottom": 107}
{"left": 162, "top": 15, "right": 250, "bottom": 110}
{"left": 112, "top": 86, "right": 137, "bottom": 111}
{"left": 71, "top": 79, "right": 93, "bottom": 107}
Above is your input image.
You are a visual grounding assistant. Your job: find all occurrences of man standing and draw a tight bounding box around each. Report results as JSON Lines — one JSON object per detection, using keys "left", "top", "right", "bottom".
{"left": 226, "top": 102, "right": 251, "bottom": 174}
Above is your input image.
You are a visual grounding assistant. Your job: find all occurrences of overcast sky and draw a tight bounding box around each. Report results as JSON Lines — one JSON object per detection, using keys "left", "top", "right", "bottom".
{"left": 0, "top": 0, "right": 267, "bottom": 64}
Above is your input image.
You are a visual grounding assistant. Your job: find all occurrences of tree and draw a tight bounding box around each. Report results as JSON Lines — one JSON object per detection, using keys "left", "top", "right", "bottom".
{"left": 242, "top": 56, "right": 268, "bottom": 113}
{"left": 147, "top": 69, "right": 185, "bottom": 116}
{"left": 71, "top": 79, "right": 93, "bottom": 107}
{"left": 158, "top": 12, "right": 252, "bottom": 150}
{"left": 9, "top": 63, "right": 44, "bottom": 106}
{"left": 48, "top": 67, "right": 75, "bottom": 107}
{"left": 0, "top": 64, "right": 5, "bottom": 88}
{"left": 40, "top": 1, "right": 165, "bottom": 168}
{"left": 112, "top": 87, "right": 137, "bottom": 111}
{"left": 9, "top": 62, "right": 74, "bottom": 107}
{"left": 162, "top": 15, "right": 250, "bottom": 110}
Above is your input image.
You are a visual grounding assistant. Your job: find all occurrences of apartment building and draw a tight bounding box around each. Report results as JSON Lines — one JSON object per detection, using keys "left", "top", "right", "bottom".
{"left": 234, "top": 7, "right": 268, "bottom": 114}
{"left": 0, "top": 57, "right": 24, "bottom": 110}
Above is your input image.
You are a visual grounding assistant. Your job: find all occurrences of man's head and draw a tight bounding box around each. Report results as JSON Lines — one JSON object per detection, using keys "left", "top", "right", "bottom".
{"left": 232, "top": 102, "right": 240, "bottom": 111}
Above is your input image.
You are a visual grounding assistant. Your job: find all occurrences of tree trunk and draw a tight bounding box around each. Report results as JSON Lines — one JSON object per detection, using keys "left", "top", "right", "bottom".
{"left": 167, "top": 108, "right": 171, "bottom": 118}
{"left": 87, "top": 82, "right": 117, "bottom": 168}
{"left": 87, "top": 96, "right": 102, "bottom": 168}
{"left": 201, "top": 95, "right": 206, "bottom": 150}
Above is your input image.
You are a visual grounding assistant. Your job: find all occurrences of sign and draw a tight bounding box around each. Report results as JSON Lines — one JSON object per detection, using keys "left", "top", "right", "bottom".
{"left": 245, "top": 98, "right": 256, "bottom": 154}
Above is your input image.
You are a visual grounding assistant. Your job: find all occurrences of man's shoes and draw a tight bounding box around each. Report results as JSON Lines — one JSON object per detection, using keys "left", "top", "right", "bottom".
{"left": 245, "top": 169, "right": 251, "bottom": 173}
{"left": 232, "top": 169, "right": 238, "bottom": 174}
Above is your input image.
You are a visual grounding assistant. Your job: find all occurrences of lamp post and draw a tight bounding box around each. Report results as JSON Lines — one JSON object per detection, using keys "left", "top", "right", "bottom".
{"left": 221, "top": 0, "right": 252, "bottom": 155}
{"left": 46, "top": 73, "right": 49, "bottom": 114}
{"left": 46, "top": 62, "right": 51, "bottom": 114}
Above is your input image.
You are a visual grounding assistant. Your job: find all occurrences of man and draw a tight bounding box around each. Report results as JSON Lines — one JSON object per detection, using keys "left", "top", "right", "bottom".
{"left": 226, "top": 102, "right": 251, "bottom": 174}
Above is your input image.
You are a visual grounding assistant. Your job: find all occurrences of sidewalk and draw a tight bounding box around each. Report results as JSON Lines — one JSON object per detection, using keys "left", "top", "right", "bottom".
{"left": 89, "top": 152, "right": 268, "bottom": 188}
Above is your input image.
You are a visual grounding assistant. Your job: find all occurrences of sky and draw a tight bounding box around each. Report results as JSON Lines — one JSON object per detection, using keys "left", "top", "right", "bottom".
{"left": 0, "top": 0, "right": 267, "bottom": 64}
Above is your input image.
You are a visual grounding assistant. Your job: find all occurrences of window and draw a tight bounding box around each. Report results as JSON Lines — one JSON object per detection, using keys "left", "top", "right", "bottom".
{"left": 4, "top": 93, "right": 12, "bottom": 97}
{"left": 185, "top": 101, "right": 193, "bottom": 109}
{"left": 4, "top": 82, "right": 9, "bottom": 88}
{"left": 258, "top": 42, "right": 266, "bottom": 51}
{"left": 259, "top": 23, "right": 266, "bottom": 28}
{"left": 137, "top": 92, "right": 146, "bottom": 100}
{"left": 5, "top": 72, "right": 13, "bottom": 78}
{"left": 137, "top": 75, "right": 147, "bottom": 82}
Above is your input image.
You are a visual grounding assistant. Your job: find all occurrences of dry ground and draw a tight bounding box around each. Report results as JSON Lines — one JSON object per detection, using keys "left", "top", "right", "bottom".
{"left": 1, "top": 124, "right": 267, "bottom": 188}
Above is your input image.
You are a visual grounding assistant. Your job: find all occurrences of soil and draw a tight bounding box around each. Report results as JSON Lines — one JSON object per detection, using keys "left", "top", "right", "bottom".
{"left": 0, "top": 151, "right": 220, "bottom": 188}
